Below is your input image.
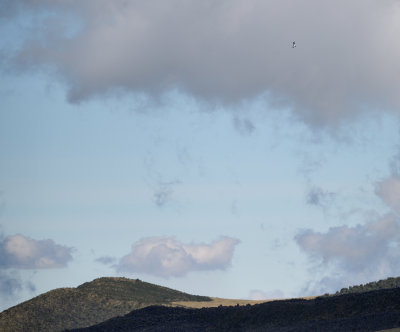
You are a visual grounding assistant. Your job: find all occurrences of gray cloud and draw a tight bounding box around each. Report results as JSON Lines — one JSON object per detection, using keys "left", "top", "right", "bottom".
{"left": 116, "top": 236, "right": 240, "bottom": 277}
{"left": 0, "top": 190, "right": 4, "bottom": 204}
{"left": 153, "top": 181, "right": 180, "bottom": 207}
{"left": 0, "top": 234, "right": 73, "bottom": 269}
{"left": 2, "top": 1, "right": 400, "bottom": 128}
{"left": 295, "top": 214, "right": 400, "bottom": 292}
{"left": 0, "top": 270, "right": 23, "bottom": 297}
{"left": 0, "top": 270, "right": 36, "bottom": 311}
{"left": 296, "top": 173, "right": 400, "bottom": 294}
{"left": 0, "top": 270, "right": 35, "bottom": 296}
{"left": 306, "top": 186, "right": 336, "bottom": 209}
{"left": 375, "top": 175, "right": 400, "bottom": 214}
{"left": 95, "top": 256, "right": 116, "bottom": 265}
{"left": 233, "top": 117, "right": 255, "bottom": 136}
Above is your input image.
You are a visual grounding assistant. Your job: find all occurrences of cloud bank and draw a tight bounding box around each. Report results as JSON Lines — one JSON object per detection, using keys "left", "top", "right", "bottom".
{"left": 116, "top": 236, "right": 240, "bottom": 277}
{"left": 2, "top": 0, "right": 400, "bottom": 127}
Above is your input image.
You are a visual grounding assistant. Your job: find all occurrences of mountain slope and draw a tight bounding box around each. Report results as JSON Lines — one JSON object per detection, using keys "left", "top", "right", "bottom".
{"left": 0, "top": 277, "right": 211, "bottom": 332}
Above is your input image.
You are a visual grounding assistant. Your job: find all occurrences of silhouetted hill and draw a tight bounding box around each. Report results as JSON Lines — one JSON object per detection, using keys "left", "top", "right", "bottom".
{"left": 0, "top": 277, "right": 211, "bottom": 332}
{"left": 67, "top": 287, "right": 400, "bottom": 332}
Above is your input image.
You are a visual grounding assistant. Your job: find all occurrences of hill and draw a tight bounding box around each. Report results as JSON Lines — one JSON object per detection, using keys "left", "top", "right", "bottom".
{"left": 0, "top": 277, "right": 211, "bottom": 332}
{"left": 3, "top": 275, "right": 400, "bottom": 331}
{"left": 67, "top": 287, "right": 400, "bottom": 332}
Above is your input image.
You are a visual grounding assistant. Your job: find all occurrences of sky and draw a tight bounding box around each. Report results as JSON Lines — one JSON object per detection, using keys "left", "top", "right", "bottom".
{"left": 1, "top": 0, "right": 400, "bottom": 311}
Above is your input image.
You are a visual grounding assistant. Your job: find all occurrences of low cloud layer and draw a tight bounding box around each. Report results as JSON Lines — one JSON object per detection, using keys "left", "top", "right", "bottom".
{"left": 2, "top": 0, "right": 400, "bottom": 127}
{"left": 0, "top": 234, "right": 73, "bottom": 269}
{"left": 116, "top": 236, "right": 240, "bottom": 277}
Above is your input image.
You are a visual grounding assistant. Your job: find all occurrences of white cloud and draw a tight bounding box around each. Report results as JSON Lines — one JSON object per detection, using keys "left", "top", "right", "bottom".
{"left": 0, "top": 234, "right": 73, "bottom": 269}
{"left": 3, "top": 0, "right": 400, "bottom": 127}
{"left": 116, "top": 236, "right": 240, "bottom": 277}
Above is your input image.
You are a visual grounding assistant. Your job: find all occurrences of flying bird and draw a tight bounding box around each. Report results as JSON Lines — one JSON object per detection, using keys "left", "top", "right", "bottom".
{"left": 292, "top": 41, "right": 296, "bottom": 48}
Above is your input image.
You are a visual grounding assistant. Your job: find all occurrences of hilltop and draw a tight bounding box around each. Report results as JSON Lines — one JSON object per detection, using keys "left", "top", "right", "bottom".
{"left": 0, "top": 277, "right": 211, "bottom": 332}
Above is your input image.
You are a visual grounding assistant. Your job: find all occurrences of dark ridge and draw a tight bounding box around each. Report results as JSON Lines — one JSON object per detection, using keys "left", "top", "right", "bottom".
{"left": 67, "top": 288, "right": 400, "bottom": 332}
{"left": 0, "top": 277, "right": 211, "bottom": 332}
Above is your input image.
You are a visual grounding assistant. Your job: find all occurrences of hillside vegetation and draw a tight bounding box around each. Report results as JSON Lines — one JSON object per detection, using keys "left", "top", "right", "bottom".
{"left": 0, "top": 277, "right": 211, "bottom": 332}
{"left": 331, "top": 276, "right": 400, "bottom": 296}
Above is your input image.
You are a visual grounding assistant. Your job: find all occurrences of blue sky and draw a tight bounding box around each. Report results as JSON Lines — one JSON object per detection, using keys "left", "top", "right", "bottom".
{"left": 1, "top": 0, "right": 400, "bottom": 311}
